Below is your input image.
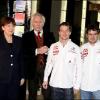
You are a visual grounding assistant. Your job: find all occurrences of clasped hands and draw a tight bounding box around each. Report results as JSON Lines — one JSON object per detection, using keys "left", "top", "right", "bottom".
{"left": 37, "top": 46, "right": 48, "bottom": 54}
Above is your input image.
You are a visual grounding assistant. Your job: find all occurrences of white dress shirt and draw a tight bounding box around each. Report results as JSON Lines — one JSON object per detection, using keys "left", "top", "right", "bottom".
{"left": 81, "top": 41, "right": 100, "bottom": 91}
{"left": 34, "top": 30, "right": 43, "bottom": 38}
{"left": 44, "top": 39, "right": 81, "bottom": 89}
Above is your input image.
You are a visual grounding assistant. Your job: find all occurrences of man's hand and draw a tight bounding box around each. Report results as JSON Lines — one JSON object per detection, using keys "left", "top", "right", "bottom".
{"left": 42, "top": 81, "right": 48, "bottom": 89}
{"left": 74, "top": 88, "right": 79, "bottom": 95}
{"left": 37, "top": 46, "right": 48, "bottom": 54}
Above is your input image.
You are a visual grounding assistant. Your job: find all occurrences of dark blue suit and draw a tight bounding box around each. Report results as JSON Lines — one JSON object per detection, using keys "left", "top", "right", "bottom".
{"left": 0, "top": 33, "right": 24, "bottom": 100}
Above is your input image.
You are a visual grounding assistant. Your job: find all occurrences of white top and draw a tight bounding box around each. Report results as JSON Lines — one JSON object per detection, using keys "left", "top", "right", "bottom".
{"left": 81, "top": 41, "right": 100, "bottom": 91}
{"left": 44, "top": 39, "right": 81, "bottom": 89}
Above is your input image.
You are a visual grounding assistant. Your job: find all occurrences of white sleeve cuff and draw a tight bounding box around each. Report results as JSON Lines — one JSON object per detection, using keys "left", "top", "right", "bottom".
{"left": 44, "top": 76, "right": 48, "bottom": 82}
{"left": 35, "top": 49, "right": 37, "bottom": 55}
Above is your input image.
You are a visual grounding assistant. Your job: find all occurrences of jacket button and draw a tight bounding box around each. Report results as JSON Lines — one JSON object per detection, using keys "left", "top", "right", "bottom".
{"left": 10, "top": 54, "right": 13, "bottom": 57}
{"left": 11, "top": 63, "right": 13, "bottom": 66}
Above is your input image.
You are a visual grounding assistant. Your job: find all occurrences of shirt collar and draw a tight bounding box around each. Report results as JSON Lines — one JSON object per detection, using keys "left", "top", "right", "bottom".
{"left": 88, "top": 40, "right": 99, "bottom": 47}
{"left": 34, "top": 30, "right": 43, "bottom": 37}
{"left": 59, "top": 39, "right": 71, "bottom": 47}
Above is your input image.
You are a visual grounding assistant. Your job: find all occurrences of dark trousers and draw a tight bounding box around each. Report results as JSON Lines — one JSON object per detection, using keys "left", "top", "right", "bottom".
{"left": 51, "top": 86, "right": 74, "bottom": 100}
{"left": 19, "top": 82, "right": 26, "bottom": 100}
{"left": 28, "top": 65, "right": 51, "bottom": 100}
{"left": 0, "top": 82, "right": 19, "bottom": 100}
{"left": 28, "top": 79, "right": 51, "bottom": 100}
{"left": 28, "top": 79, "right": 38, "bottom": 100}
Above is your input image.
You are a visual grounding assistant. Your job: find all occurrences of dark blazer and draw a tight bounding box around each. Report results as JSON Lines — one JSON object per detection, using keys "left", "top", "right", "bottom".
{"left": 0, "top": 33, "right": 24, "bottom": 84}
{"left": 22, "top": 30, "right": 55, "bottom": 79}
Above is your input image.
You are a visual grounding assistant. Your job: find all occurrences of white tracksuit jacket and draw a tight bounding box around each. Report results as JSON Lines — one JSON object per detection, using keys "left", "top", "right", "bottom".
{"left": 81, "top": 40, "right": 100, "bottom": 91}
{"left": 44, "top": 39, "right": 81, "bottom": 89}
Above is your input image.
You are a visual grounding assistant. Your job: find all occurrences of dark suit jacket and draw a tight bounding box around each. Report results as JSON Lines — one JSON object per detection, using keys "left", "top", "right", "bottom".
{"left": 22, "top": 30, "right": 55, "bottom": 79}
{"left": 0, "top": 33, "right": 24, "bottom": 84}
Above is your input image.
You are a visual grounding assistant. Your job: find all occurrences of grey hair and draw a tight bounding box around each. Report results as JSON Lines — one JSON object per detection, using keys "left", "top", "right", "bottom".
{"left": 31, "top": 12, "right": 45, "bottom": 25}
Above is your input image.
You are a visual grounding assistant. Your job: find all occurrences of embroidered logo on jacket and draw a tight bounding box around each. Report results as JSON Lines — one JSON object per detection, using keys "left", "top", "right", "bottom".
{"left": 81, "top": 49, "right": 88, "bottom": 59}
{"left": 53, "top": 45, "right": 59, "bottom": 55}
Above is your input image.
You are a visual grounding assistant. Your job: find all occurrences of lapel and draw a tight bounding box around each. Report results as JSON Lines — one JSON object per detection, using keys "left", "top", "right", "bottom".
{"left": 42, "top": 31, "right": 46, "bottom": 45}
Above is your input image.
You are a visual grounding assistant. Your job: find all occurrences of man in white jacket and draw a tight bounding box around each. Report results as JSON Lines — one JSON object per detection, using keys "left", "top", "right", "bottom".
{"left": 80, "top": 25, "right": 100, "bottom": 100}
{"left": 43, "top": 22, "right": 81, "bottom": 100}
